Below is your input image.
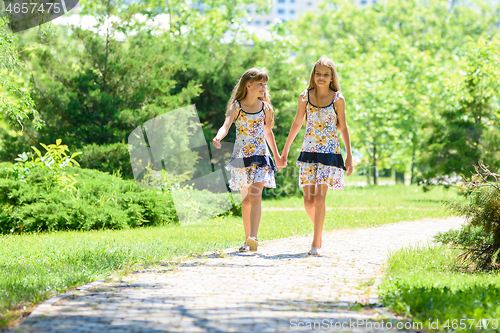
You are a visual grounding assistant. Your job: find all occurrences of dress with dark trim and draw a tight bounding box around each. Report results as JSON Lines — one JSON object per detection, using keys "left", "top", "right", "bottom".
{"left": 225, "top": 100, "right": 277, "bottom": 191}
{"left": 296, "top": 89, "right": 346, "bottom": 189}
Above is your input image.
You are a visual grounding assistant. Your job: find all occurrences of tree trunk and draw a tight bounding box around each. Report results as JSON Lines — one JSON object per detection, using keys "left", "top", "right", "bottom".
{"left": 410, "top": 141, "right": 416, "bottom": 184}
{"left": 395, "top": 170, "right": 405, "bottom": 184}
{"left": 366, "top": 162, "right": 371, "bottom": 186}
{"left": 373, "top": 142, "right": 377, "bottom": 185}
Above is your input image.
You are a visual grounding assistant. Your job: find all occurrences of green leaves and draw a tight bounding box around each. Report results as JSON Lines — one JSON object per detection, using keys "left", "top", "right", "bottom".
{"left": 0, "top": 166, "right": 178, "bottom": 234}
{"left": 418, "top": 37, "right": 500, "bottom": 186}
{"left": 10, "top": 139, "right": 82, "bottom": 192}
{"left": 2, "top": 0, "right": 499, "bottom": 189}
{"left": 0, "top": 17, "right": 43, "bottom": 130}
{"left": 286, "top": 0, "right": 500, "bottom": 185}
{"left": 439, "top": 163, "right": 500, "bottom": 270}
{"left": 381, "top": 244, "right": 500, "bottom": 332}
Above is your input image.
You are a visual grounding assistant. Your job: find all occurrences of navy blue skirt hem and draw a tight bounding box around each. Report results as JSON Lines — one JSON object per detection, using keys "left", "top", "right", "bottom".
{"left": 226, "top": 155, "right": 277, "bottom": 172}
{"left": 297, "top": 152, "right": 346, "bottom": 170}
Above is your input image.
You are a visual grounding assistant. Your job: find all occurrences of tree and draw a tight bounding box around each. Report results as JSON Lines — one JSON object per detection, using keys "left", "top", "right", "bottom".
{"left": 1, "top": 0, "right": 277, "bottom": 151}
{"left": 0, "top": 17, "right": 42, "bottom": 130}
{"left": 417, "top": 37, "right": 500, "bottom": 186}
{"left": 286, "top": 0, "right": 500, "bottom": 185}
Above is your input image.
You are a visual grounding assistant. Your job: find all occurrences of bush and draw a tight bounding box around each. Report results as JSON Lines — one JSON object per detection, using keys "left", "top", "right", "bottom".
{"left": 77, "top": 142, "right": 133, "bottom": 179}
{"left": 172, "top": 188, "right": 241, "bottom": 223}
{"left": 0, "top": 166, "right": 178, "bottom": 233}
{"left": 442, "top": 163, "right": 500, "bottom": 270}
{"left": 435, "top": 224, "right": 494, "bottom": 252}
{"left": 0, "top": 140, "right": 241, "bottom": 233}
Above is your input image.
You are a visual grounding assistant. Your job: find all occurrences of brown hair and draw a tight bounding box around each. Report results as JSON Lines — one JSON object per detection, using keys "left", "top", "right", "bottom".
{"left": 226, "top": 68, "right": 275, "bottom": 127}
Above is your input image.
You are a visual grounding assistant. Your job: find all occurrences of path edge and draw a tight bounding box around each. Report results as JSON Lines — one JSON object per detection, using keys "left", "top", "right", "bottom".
{"left": 9, "top": 280, "right": 105, "bottom": 333}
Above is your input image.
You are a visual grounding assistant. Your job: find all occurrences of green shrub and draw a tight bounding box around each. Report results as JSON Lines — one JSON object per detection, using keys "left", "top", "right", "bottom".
{"left": 443, "top": 163, "right": 500, "bottom": 270}
{"left": 0, "top": 162, "right": 13, "bottom": 169}
{"left": 172, "top": 188, "right": 240, "bottom": 223}
{"left": 77, "top": 142, "right": 133, "bottom": 179}
{"left": 0, "top": 166, "right": 178, "bottom": 234}
{"left": 1, "top": 140, "right": 241, "bottom": 233}
{"left": 12, "top": 139, "right": 82, "bottom": 191}
{"left": 435, "top": 224, "right": 494, "bottom": 253}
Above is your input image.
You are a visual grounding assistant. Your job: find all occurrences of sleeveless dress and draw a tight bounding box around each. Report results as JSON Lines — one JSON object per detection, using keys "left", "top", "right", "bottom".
{"left": 225, "top": 100, "right": 277, "bottom": 191}
{"left": 296, "top": 89, "right": 346, "bottom": 190}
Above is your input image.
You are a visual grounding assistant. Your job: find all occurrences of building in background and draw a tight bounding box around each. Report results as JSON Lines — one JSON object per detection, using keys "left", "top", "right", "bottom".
{"left": 351, "top": 0, "right": 379, "bottom": 5}
{"left": 243, "top": 0, "right": 322, "bottom": 26}
{"left": 242, "top": 0, "right": 379, "bottom": 28}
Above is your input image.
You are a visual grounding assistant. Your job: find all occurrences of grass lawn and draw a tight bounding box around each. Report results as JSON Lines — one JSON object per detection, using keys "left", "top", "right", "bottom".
{"left": 380, "top": 245, "right": 500, "bottom": 332}
{"left": 0, "top": 184, "right": 458, "bottom": 329}
{"left": 264, "top": 183, "right": 455, "bottom": 210}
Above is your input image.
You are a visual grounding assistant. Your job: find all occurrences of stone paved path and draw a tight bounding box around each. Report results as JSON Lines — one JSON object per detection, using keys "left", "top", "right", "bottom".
{"left": 12, "top": 216, "right": 465, "bottom": 333}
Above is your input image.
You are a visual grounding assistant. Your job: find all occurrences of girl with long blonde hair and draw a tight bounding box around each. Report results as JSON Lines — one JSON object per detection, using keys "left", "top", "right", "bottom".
{"left": 281, "top": 56, "right": 354, "bottom": 255}
{"left": 213, "top": 68, "right": 284, "bottom": 252}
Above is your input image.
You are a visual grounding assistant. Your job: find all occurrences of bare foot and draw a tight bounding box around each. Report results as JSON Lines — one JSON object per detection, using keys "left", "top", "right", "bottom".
{"left": 311, "top": 238, "right": 322, "bottom": 250}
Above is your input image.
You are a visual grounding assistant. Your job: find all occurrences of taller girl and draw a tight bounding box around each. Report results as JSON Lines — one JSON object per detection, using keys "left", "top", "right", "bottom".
{"left": 213, "top": 68, "right": 283, "bottom": 252}
{"left": 282, "top": 56, "right": 354, "bottom": 255}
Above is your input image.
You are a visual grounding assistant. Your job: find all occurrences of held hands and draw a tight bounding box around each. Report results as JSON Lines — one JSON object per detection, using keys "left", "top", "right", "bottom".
{"left": 274, "top": 155, "right": 283, "bottom": 172}
{"left": 345, "top": 154, "right": 354, "bottom": 177}
{"left": 281, "top": 153, "right": 288, "bottom": 167}
{"left": 280, "top": 149, "right": 288, "bottom": 168}
{"left": 274, "top": 150, "right": 288, "bottom": 171}
{"left": 213, "top": 137, "right": 221, "bottom": 149}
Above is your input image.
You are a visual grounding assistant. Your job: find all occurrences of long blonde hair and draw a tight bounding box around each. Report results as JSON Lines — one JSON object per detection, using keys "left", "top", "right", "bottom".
{"left": 226, "top": 68, "right": 275, "bottom": 127}
{"left": 307, "top": 56, "right": 341, "bottom": 93}
{"left": 306, "top": 56, "right": 341, "bottom": 123}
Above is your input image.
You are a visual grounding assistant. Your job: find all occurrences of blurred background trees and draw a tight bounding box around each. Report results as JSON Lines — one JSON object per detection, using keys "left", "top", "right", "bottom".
{"left": 1, "top": 0, "right": 499, "bottom": 190}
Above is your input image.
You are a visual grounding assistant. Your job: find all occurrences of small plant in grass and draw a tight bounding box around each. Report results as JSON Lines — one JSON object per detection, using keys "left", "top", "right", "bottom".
{"left": 12, "top": 139, "right": 82, "bottom": 191}
{"left": 440, "top": 162, "right": 500, "bottom": 270}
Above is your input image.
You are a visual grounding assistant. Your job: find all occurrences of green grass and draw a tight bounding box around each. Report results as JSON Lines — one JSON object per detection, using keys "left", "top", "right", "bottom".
{"left": 264, "top": 184, "right": 458, "bottom": 211}
{"left": 0, "top": 184, "right": 457, "bottom": 329}
{"left": 380, "top": 245, "right": 500, "bottom": 332}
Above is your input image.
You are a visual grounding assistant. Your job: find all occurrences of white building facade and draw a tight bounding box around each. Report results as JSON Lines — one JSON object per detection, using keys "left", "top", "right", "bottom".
{"left": 243, "top": 0, "right": 379, "bottom": 27}
{"left": 243, "top": 0, "right": 323, "bottom": 27}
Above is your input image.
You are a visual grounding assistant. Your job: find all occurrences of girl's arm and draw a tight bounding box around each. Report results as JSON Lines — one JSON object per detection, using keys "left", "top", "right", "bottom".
{"left": 263, "top": 105, "right": 283, "bottom": 170}
{"left": 213, "top": 104, "right": 237, "bottom": 149}
{"left": 335, "top": 96, "right": 353, "bottom": 176}
{"left": 281, "top": 92, "right": 307, "bottom": 165}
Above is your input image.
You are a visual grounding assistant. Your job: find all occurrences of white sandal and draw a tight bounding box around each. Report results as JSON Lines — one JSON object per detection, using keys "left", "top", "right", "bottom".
{"left": 246, "top": 237, "right": 258, "bottom": 252}
{"left": 239, "top": 241, "right": 249, "bottom": 252}
{"left": 308, "top": 246, "right": 321, "bottom": 256}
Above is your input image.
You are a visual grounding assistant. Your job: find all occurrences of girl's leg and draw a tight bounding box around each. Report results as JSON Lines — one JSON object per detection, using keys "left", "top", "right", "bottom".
{"left": 249, "top": 182, "right": 264, "bottom": 237}
{"left": 302, "top": 185, "right": 316, "bottom": 223}
{"left": 312, "top": 184, "right": 328, "bottom": 249}
{"left": 240, "top": 187, "right": 252, "bottom": 240}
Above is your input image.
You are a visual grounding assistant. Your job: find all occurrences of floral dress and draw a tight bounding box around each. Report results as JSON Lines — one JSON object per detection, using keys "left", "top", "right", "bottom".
{"left": 225, "top": 100, "right": 277, "bottom": 191}
{"left": 296, "top": 89, "right": 346, "bottom": 190}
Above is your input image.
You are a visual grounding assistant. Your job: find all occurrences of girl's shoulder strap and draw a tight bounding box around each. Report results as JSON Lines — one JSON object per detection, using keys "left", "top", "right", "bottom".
{"left": 233, "top": 100, "right": 241, "bottom": 110}
{"left": 333, "top": 90, "right": 344, "bottom": 103}
{"left": 262, "top": 100, "right": 270, "bottom": 113}
{"left": 233, "top": 100, "right": 242, "bottom": 121}
{"left": 300, "top": 88, "right": 309, "bottom": 102}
